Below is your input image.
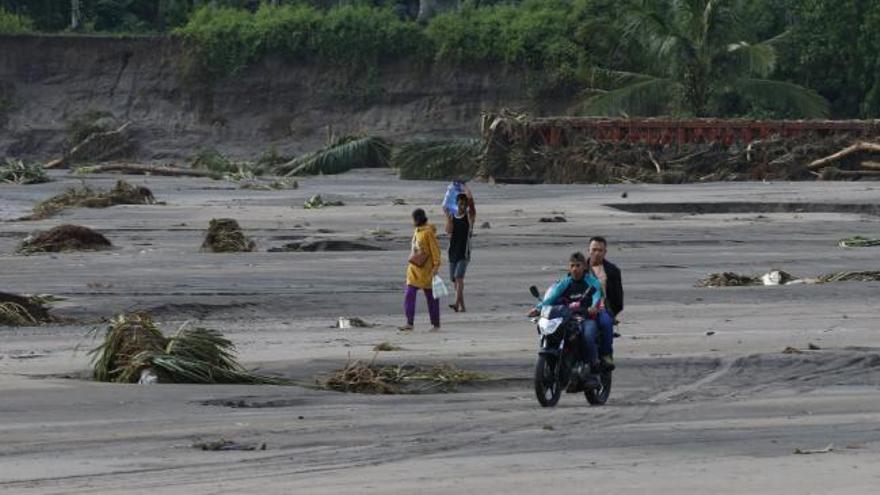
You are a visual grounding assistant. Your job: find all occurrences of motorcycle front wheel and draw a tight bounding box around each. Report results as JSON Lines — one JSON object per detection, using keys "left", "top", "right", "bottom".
{"left": 534, "top": 355, "right": 562, "bottom": 407}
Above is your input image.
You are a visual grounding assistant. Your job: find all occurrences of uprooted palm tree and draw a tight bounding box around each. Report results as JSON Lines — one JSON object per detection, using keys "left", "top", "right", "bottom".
{"left": 582, "top": 0, "right": 829, "bottom": 118}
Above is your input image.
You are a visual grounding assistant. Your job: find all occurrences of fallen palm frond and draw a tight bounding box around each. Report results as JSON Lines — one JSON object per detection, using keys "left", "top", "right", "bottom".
{"left": 839, "top": 236, "right": 880, "bottom": 248}
{"left": 320, "top": 360, "right": 489, "bottom": 394}
{"left": 32, "top": 180, "right": 155, "bottom": 219}
{"left": 89, "top": 312, "right": 286, "bottom": 384}
{"left": 695, "top": 272, "right": 761, "bottom": 287}
{"left": 0, "top": 158, "right": 50, "bottom": 184}
{"left": 16, "top": 224, "right": 112, "bottom": 254}
{"left": 89, "top": 312, "right": 166, "bottom": 382}
{"left": 201, "top": 218, "right": 255, "bottom": 253}
{"left": 0, "top": 292, "right": 52, "bottom": 325}
{"left": 392, "top": 138, "right": 482, "bottom": 180}
{"left": 239, "top": 178, "right": 298, "bottom": 190}
{"left": 275, "top": 136, "right": 391, "bottom": 176}
{"left": 74, "top": 163, "right": 222, "bottom": 179}
{"left": 303, "top": 194, "right": 344, "bottom": 209}
{"left": 817, "top": 270, "right": 880, "bottom": 283}
{"left": 0, "top": 302, "right": 37, "bottom": 326}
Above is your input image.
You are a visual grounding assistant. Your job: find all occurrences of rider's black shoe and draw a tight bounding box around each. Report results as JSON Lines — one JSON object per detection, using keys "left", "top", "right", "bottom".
{"left": 582, "top": 374, "right": 601, "bottom": 389}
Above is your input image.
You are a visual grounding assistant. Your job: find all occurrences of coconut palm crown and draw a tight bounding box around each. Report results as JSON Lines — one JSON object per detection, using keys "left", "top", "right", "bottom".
{"left": 582, "top": 0, "right": 829, "bottom": 118}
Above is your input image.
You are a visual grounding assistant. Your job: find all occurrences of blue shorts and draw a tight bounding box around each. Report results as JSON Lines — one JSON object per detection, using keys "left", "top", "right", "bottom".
{"left": 449, "top": 259, "right": 469, "bottom": 281}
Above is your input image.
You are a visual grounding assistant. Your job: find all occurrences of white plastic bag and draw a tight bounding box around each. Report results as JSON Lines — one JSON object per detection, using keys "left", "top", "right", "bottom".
{"left": 432, "top": 275, "right": 449, "bottom": 299}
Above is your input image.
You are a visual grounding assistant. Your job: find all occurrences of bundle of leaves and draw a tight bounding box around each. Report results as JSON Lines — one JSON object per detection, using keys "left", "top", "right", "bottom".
{"left": 32, "top": 180, "right": 155, "bottom": 219}
{"left": 17, "top": 224, "right": 112, "bottom": 254}
{"left": 89, "top": 312, "right": 286, "bottom": 384}
{"left": 392, "top": 138, "right": 482, "bottom": 180}
{"left": 817, "top": 271, "right": 880, "bottom": 283}
{"left": 0, "top": 291, "right": 52, "bottom": 325}
{"left": 275, "top": 136, "right": 391, "bottom": 176}
{"left": 201, "top": 218, "right": 255, "bottom": 253}
{"left": 695, "top": 272, "right": 761, "bottom": 287}
{"left": 321, "top": 360, "right": 488, "bottom": 394}
{"left": 0, "top": 159, "right": 50, "bottom": 185}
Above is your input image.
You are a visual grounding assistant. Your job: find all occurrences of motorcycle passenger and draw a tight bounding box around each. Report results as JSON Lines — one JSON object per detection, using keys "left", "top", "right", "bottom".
{"left": 529, "top": 252, "right": 603, "bottom": 386}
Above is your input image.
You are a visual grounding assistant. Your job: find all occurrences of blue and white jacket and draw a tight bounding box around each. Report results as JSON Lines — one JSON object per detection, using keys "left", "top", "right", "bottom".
{"left": 536, "top": 274, "right": 603, "bottom": 310}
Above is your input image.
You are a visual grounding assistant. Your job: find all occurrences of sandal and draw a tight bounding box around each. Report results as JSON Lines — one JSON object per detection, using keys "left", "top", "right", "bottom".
{"left": 448, "top": 304, "right": 459, "bottom": 312}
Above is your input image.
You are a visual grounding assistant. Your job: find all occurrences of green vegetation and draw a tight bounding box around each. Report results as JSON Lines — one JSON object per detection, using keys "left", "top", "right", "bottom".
{"left": 0, "top": 6, "right": 31, "bottom": 33}
{"left": 3, "top": 1, "right": 880, "bottom": 118}
{"left": 176, "top": 4, "right": 428, "bottom": 81}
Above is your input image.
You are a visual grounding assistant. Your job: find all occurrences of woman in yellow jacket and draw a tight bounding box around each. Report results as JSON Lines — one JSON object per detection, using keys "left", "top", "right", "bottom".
{"left": 401, "top": 208, "right": 441, "bottom": 331}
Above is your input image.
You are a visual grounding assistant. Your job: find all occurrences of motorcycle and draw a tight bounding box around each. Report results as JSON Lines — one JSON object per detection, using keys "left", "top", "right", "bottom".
{"left": 529, "top": 285, "right": 612, "bottom": 407}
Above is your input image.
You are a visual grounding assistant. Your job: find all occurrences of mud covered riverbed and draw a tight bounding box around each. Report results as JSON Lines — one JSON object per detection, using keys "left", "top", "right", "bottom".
{"left": 2, "top": 170, "right": 880, "bottom": 493}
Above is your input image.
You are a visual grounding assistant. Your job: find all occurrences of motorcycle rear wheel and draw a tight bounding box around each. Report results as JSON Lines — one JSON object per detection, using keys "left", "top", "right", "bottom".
{"left": 585, "top": 370, "right": 612, "bottom": 405}
{"left": 534, "top": 355, "right": 562, "bottom": 407}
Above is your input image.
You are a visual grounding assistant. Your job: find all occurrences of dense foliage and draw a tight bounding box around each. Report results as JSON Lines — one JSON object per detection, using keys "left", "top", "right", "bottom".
{"left": 0, "top": 6, "right": 32, "bottom": 33}
{"left": 2, "top": 0, "right": 879, "bottom": 118}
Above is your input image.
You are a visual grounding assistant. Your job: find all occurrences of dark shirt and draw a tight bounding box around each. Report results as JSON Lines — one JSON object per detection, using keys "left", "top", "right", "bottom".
{"left": 448, "top": 214, "right": 470, "bottom": 262}
{"left": 602, "top": 259, "right": 624, "bottom": 317}
{"left": 561, "top": 277, "right": 592, "bottom": 304}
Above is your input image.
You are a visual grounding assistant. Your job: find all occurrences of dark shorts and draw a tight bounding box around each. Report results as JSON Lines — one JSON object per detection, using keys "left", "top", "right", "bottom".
{"left": 449, "top": 259, "right": 469, "bottom": 281}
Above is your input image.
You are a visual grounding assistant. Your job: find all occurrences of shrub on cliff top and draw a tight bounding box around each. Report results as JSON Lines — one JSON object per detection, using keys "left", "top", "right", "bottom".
{"left": 177, "top": 4, "right": 429, "bottom": 81}
{"left": 0, "top": 8, "right": 33, "bottom": 34}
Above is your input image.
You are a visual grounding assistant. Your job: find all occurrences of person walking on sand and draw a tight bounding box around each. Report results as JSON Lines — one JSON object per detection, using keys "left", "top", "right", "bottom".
{"left": 401, "top": 208, "right": 442, "bottom": 332}
{"left": 444, "top": 186, "right": 475, "bottom": 312}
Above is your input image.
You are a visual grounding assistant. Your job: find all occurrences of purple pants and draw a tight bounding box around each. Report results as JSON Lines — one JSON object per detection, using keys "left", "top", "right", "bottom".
{"left": 404, "top": 285, "right": 440, "bottom": 327}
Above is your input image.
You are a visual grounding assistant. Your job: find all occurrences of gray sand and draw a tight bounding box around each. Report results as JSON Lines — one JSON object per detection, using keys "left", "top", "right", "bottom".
{"left": 2, "top": 170, "right": 880, "bottom": 493}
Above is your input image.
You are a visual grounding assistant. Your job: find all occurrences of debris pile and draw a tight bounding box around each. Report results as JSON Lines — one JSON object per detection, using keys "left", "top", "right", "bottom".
{"left": 201, "top": 218, "right": 255, "bottom": 253}
{"left": 696, "top": 272, "right": 761, "bottom": 287}
{"left": 0, "top": 159, "right": 50, "bottom": 184}
{"left": 320, "top": 360, "right": 487, "bottom": 394}
{"left": 303, "top": 194, "right": 344, "bottom": 209}
{"left": 47, "top": 122, "right": 136, "bottom": 168}
{"left": 32, "top": 180, "right": 154, "bottom": 219}
{"left": 17, "top": 224, "right": 112, "bottom": 254}
{"left": 698, "top": 268, "right": 880, "bottom": 287}
{"left": 480, "top": 111, "right": 880, "bottom": 183}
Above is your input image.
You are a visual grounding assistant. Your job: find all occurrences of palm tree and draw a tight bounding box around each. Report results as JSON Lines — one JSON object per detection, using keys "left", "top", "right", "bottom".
{"left": 70, "top": 0, "right": 81, "bottom": 30}
{"left": 582, "top": 0, "right": 829, "bottom": 118}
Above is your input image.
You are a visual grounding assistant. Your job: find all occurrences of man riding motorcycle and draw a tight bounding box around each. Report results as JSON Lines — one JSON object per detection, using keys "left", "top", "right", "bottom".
{"left": 528, "top": 252, "right": 604, "bottom": 387}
